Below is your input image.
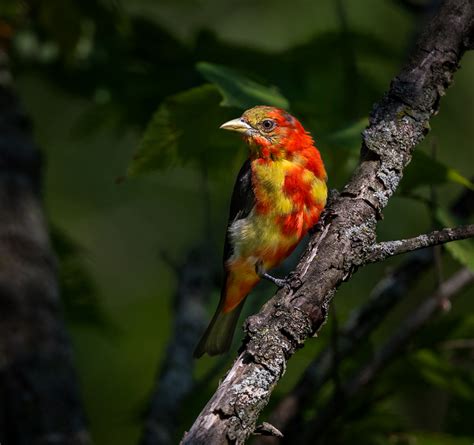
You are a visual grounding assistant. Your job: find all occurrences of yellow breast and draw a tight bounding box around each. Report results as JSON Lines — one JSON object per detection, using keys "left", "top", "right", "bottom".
{"left": 227, "top": 158, "right": 327, "bottom": 269}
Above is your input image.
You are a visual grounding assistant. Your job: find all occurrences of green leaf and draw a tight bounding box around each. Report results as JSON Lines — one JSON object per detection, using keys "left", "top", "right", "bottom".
{"left": 196, "top": 62, "right": 289, "bottom": 110}
{"left": 128, "top": 84, "right": 242, "bottom": 177}
{"left": 401, "top": 151, "right": 474, "bottom": 192}
{"left": 435, "top": 208, "right": 474, "bottom": 272}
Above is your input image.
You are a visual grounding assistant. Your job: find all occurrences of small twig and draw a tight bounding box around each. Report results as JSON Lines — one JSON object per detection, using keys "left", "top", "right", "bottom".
{"left": 348, "top": 269, "right": 473, "bottom": 390}
{"left": 256, "top": 183, "right": 474, "bottom": 445}
{"left": 432, "top": 236, "right": 444, "bottom": 287}
{"left": 308, "top": 268, "right": 474, "bottom": 441}
{"left": 253, "top": 423, "right": 283, "bottom": 438}
{"left": 254, "top": 250, "right": 434, "bottom": 445}
{"left": 182, "top": 3, "right": 474, "bottom": 442}
{"left": 365, "top": 225, "right": 474, "bottom": 263}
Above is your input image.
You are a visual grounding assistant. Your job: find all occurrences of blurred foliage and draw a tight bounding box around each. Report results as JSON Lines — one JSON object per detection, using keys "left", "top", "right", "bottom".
{"left": 129, "top": 62, "right": 290, "bottom": 176}
{"left": 128, "top": 84, "right": 237, "bottom": 176}
{"left": 402, "top": 151, "right": 474, "bottom": 193}
{"left": 3, "top": 0, "right": 474, "bottom": 444}
{"left": 50, "top": 225, "right": 112, "bottom": 330}
{"left": 410, "top": 349, "right": 474, "bottom": 400}
{"left": 196, "top": 62, "right": 290, "bottom": 109}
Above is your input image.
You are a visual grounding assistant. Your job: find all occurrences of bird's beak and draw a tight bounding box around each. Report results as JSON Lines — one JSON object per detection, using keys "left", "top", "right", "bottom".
{"left": 219, "top": 118, "right": 252, "bottom": 134}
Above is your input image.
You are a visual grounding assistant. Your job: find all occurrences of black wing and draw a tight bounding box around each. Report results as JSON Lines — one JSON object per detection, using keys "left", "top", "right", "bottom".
{"left": 193, "top": 160, "right": 254, "bottom": 357}
{"left": 222, "top": 159, "right": 255, "bottom": 263}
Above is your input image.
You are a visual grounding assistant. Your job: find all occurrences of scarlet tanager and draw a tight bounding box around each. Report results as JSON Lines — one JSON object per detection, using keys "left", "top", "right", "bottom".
{"left": 194, "top": 106, "right": 327, "bottom": 357}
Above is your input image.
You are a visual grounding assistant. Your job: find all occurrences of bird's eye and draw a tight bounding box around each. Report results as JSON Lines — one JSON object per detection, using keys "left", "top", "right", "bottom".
{"left": 261, "top": 119, "right": 276, "bottom": 132}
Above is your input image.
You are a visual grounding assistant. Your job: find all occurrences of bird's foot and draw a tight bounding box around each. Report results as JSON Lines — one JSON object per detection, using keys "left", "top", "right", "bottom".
{"left": 261, "top": 272, "right": 287, "bottom": 288}
{"left": 255, "top": 261, "right": 287, "bottom": 288}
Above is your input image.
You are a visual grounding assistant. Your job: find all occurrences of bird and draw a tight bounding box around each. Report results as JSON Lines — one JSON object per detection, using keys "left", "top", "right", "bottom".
{"left": 194, "top": 106, "right": 327, "bottom": 357}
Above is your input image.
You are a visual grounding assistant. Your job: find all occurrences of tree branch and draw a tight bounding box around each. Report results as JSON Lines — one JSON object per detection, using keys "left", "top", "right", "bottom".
{"left": 347, "top": 269, "right": 474, "bottom": 395}
{"left": 365, "top": 225, "right": 474, "bottom": 263}
{"left": 254, "top": 250, "right": 434, "bottom": 445}
{"left": 182, "top": 1, "right": 474, "bottom": 443}
{"left": 307, "top": 267, "right": 474, "bottom": 442}
{"left": 256, "top": 184, "right": 474, "bottom": 445}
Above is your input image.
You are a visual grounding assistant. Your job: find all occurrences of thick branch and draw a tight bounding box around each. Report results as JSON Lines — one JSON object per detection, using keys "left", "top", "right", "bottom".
{"left": 257, "top": 185, "right": 474, "bottom": 445}
{"left": 254, "top": 250, "right": 433, "bottom": 445}
{"left": 365, "top": 224, "right": 474, "bottom": 263}
{"left": 183, "top": 1, "right": 474, "bottom": 443}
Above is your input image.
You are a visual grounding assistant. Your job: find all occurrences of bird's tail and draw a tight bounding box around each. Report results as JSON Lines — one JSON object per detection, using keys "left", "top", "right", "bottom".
{"left": 193, "top": 299, "right": 246, "bottom": 358}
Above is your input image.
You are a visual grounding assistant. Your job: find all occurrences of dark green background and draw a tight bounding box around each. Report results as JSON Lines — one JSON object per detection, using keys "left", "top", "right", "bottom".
{"left": 3, "top": 0, "right": 473, "bottom": 443}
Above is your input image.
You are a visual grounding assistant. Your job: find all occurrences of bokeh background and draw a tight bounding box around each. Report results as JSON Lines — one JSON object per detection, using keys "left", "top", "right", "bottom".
{"left": 2, "top": 0, "right": 473, "bottom": 444}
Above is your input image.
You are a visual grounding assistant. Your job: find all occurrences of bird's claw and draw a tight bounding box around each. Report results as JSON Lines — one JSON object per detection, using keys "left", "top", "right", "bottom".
{"left": 255, "top": 261, "right": 288, "bottom": 288}
{"left": 261, "top": 272, "right": 288, "bottom": 288}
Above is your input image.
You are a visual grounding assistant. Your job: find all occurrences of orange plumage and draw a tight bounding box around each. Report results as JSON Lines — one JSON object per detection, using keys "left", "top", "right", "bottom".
{"left": 194, "top": 106, "right": 327, "bottom": 357}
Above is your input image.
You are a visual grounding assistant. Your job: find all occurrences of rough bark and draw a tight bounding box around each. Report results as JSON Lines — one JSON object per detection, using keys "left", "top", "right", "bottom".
{"left": 256, "top": 180, "right": 474, "bottom": 445}
{"left": 0, "top": 49, "right": 90, "bottom": 444}
{"left": 182, "top": 1, "right": 474, "bottom": 443}
{"left": 365, "top": 225, "right": 474, "bottom": 263}
{"left": 255, "top": 250, "right": 433, "bottom": 445}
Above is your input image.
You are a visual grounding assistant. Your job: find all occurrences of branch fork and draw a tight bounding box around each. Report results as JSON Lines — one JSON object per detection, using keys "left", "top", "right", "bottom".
{"left": 364, "top": 224, "right": 474, "bottom": 264}
{"left": 182, "top": 1, "right": 474, "bottom": 443}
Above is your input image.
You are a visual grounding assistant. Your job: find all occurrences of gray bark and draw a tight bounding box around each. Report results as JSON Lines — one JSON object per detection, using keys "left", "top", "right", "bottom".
{"left": 365, "top": 225, "right": 474, "bottom": 263}
{"left": 182, "top": 1, "right": 474, "bottom": 443}
{"left": 256, "top": 179, "right": 474, "bottom": 445}
{"left": 255, "top": 249, "right": 434, "bottom": 445}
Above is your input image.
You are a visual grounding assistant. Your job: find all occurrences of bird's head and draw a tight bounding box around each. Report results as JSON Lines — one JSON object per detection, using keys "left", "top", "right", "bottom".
{"left": 220, "top": 106, "right": 314, "bottom": 160}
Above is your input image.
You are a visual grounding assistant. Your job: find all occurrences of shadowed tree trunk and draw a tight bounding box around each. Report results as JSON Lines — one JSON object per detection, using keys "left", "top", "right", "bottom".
{"left": 0, "top": 47, "right": 90, "bottom": 445}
